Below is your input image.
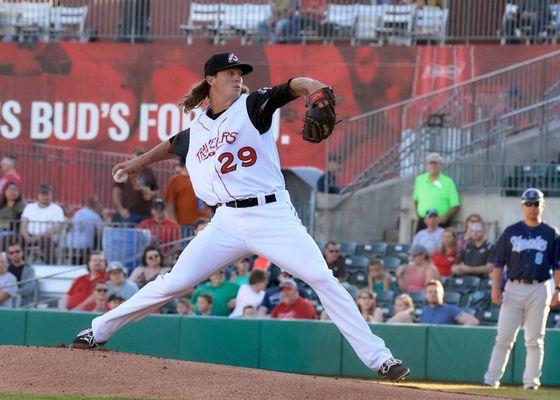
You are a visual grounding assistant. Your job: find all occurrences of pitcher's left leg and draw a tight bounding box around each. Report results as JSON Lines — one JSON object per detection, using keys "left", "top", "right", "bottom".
{"left": 248, "top": 205, "right": 393, "bottom": 371}
{"left": 523, "top": 282, "right": 551, "bottom": 389}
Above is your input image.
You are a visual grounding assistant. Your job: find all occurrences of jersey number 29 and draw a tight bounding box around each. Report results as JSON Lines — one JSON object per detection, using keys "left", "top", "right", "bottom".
{"left": 218, "top": 147, "right": 257, "bottom": 174}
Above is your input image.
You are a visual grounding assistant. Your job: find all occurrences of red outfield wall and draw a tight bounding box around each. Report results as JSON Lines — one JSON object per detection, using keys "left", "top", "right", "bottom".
{"left": 0, "top": 42, "right": 558, "bottom": 169}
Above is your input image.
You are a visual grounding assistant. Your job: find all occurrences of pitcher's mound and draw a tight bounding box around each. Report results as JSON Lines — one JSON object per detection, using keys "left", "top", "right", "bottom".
{"left": 0, "top": 346, "right": 501, "bottom": 400}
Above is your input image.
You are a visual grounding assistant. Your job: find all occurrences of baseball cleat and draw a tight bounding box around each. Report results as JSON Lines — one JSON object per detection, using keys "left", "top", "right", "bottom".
{"left": 69, "top": 328, "right": 106, "bottom": 349}
{"left": 377, "top": 357, "right": 410, "bottom": 382}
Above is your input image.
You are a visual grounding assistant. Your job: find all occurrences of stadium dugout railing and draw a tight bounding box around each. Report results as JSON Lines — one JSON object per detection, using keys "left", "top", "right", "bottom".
{"left": 1, "top": 1, "right": 558, "bottom": 44}
{"left": 330, "top": 50, "right": 560, "bottom": 193}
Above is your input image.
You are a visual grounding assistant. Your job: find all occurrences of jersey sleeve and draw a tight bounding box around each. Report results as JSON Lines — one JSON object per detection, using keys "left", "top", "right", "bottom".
{"left": 552, "top": 228, "right": 560, "bottom": 270}
{"left": 493, "top": 229, "right": 509, "bottom": 268}
{"left": 246, "top": 80, "right": 298, "bottom": 134}
{"left": 168, "top": 128, "right": 191, "bottom": 160}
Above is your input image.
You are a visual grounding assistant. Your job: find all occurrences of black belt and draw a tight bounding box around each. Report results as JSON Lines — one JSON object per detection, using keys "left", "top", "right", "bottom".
{"left": 221, "top": 194, "right": 276, "bottom": 208}
{"left": 509, "top": 278, "right": 547, "bottom": 284}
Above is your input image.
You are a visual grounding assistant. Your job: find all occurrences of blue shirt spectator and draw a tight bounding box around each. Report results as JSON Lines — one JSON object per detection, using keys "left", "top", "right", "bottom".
{"left": 420, "top": 279, "right": 479, "bottom": 326}
{"left": 65, "top": 196, "right": 104, "bottom": 250}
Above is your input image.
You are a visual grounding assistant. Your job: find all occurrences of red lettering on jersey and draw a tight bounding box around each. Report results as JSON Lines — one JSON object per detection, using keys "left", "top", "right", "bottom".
{"left": 218, "top": 146, "right": 257, "bottom": 174}
{"left": 226, "top": 132, "right": 237, "bottom": 144}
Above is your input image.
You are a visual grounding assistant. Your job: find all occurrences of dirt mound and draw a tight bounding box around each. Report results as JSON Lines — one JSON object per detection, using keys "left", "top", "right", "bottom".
{"left": 0, "top": 346, "right": 502, "bottom": 400}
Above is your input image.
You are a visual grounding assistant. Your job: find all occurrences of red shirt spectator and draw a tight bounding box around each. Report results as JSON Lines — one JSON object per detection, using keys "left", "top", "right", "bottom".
{"left": 431, "top": 228, "right": 459, "bottom": 277}
{"left": 76, "top": 281, "right": 110, "bottom": 312}
{"left": 137, "top": 198, "right": 181, "bottom": 248}
{"left": 270, "top": 279, "right": 317, "bottom": 320}
{"left": 60, "top": 251, "right": 108, "bottom": 310}
{"left": 0, "top": 156, "right": 22, "bottom": 195}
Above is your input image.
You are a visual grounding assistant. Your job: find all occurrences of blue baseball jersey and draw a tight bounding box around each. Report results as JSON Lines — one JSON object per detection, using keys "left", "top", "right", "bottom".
{"left": 494, "top": 221, "right": 560, "bottom": 281}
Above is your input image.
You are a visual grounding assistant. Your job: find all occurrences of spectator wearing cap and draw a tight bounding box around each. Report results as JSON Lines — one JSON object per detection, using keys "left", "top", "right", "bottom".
{"left": 387, "top": 294, "right": 415, "bottom": 324}
{"left": 0, "top": 252, "right": 18, "bottom": 308}
{"left": 452, "top": 220, "right": 494, "bottom": 277}
{"left": 106, "top": 261, "right": 138, "bottom": 300}
{"left": 6, "top": 242, "right": 35, "bottom": 306}
{"left": 75, "top": 281, "right": 110, "bottom": 312}
{"left": 412, "top": 153, "right": 460, "bottom": 233}
{"left": 396, "top": 245, "right": 439, "bottom": 293}
{"left": 323, "top": 241, "right": 347, "bottom": 282}
{"left": 137, "top": 197, "right": 181, "bottom": 250}
{"left": 107, "top": 294, "right": 125, "bottom": 311}
{"left": 0, "top": 156, "right": 22, "bottom": 196}
{"left": 431, "top": 228, "right": 459, "bottom": 277}
{"left": 112, "top": 149, "right": 159, "bottom": 224}
{"left": 191, "top": 270, "right": 239, "bottom": 316}
{"left": 420, "top": 280, "right": 479, "bottom": 325}
{"left": 20, "top": 184, "right": 65, "bottom": 263}
{"left": 64, "top": 196, "right": 104, "bottom": 265}
{"left": 163, "top": 159, "right": 209, "bottom": 226}
{"left": 230, "top": 257, "right": 251, "bottom": 286}
{"left": 258, "top": 271, "right": 310, "bottom": 314}
{"left": 411, "top": 209, "right": 445, "bottom": 255}
{"left": 195, "top": 294, "right": 214, "bottom": 316}
{"left": 230, "top": 269, "right": 269, "bottom": 318}
{"left": 270, "top": 279, "right": 318, "bottom": 320}
{"left": 59, "top": 251, "right": 109, "bottom": 310}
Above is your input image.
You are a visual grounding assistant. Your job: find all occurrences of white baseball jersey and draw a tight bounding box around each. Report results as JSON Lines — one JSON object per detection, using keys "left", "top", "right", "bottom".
{"left": 169, "top": 84, "right": 296, "bottom": 206}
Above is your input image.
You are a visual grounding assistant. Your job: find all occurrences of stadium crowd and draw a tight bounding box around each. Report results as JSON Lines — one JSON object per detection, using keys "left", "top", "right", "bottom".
{"left": 0, "top": 151, "right": 558, "bottom": 328}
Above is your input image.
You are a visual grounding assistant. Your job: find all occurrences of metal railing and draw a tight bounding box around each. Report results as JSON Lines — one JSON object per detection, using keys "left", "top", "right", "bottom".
{"left": 331, "top": 50, "right": 560, "bottom": 192}
{"left": 0, "top": 0, "right": 559, "bottom": 44}
{"left": 0, "top": 139, "right": 177, "bottom": 210}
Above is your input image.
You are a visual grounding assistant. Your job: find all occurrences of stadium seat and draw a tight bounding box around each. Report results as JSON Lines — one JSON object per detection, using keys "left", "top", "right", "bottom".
{"left": 545, "top": 163, "right": 560, "bottom": 197}
{"left": 102, "top": 227, "right": 152, "bottom": 272}
{"left": 376, "top": 290, "right": 395, "bottom": 308}
{"left": 547, "top": 312, "right": 560, "bottom": 328}
{"left": 409, "top": 291, "right": 426, "bottom": 308}
{"left": 355, "top": 242, "right": 387, "bottom": 258}
{"left": 443, "top": 291, "right": 462, "bottom": 306}
{"left": 339, "top": 241, "right": 358, "bottom": 256}
{"left": 344, "top": 255, "right": 369, "bottom": 271}
{"left": 382, "top": 256, "right": 402, "bottom": 274}
{"left": 477, "top": 309, "right": 500, "bottom": 325}
{"left": 466, "top": 290, "right": 492, "bottom": 312}
{"left": 386, "top": 243, "right": 410, "bottom": 260}
{"left": 347, "top": 270, "right": 368, "bottom": 287}
{"left": 463, "top": 307, "right": 477, "bottom": 316}
{"left": 448, "top": 276, "right": 481, "bottom": 294}
{"left": 413, "top": 6, "right": 448, "bottom": 44}
{"left": 479, "top": 278, "right": 493, "bottom": 291}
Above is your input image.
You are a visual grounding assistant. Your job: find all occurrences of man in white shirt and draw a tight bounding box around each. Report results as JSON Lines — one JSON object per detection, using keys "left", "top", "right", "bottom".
{"left": 0, "top": 252, "right": 18, "bottom": 308}
{"left": 411, "top": 209, "right": 444, "bottom": 255}
{"left": 229, "top": 269, "right": 268, "bottom": 317}
{"left": 20, "top": 184, "right": 65, "bottom": 264}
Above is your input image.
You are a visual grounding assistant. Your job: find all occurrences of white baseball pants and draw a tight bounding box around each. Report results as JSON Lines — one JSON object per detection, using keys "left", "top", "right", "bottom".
{"left": 92, "top": 191, "right": 394, "bottom": 370}
{"left": 484, "top": 280, "right": 551, "bottom": 388}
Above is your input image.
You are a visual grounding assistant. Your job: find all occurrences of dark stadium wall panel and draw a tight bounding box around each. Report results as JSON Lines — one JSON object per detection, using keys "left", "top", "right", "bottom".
{"left": 0, "top": 309, "right": 26, "bottom": 345}
{"left": 1, "top": 43, "right": 559, "bottom": 170}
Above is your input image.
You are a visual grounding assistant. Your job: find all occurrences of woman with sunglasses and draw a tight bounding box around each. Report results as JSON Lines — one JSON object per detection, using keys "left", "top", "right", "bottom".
{"left": 484, "top": 188, "right": 560, "bottom": 391}
{"left": 129, "top": 245, "right": 170, "bottom": 289}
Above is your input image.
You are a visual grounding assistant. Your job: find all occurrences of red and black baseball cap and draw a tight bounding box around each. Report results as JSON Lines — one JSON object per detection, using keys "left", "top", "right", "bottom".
{"left": 204, "top": 52, "right": 253, "bottom": 77}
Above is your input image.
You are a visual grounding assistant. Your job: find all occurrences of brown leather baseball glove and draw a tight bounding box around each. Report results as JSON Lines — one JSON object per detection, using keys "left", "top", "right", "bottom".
{"left": 302, "top": 87, "right": 338, "bottom": 144}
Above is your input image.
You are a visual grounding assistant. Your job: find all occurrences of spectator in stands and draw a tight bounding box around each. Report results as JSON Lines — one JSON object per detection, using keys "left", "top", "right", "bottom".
{"left": 285, "top": 0, "right": 328, "bottom": 43}
{"left": 452, "top": 221, "right": 494, "bottom": 277}
{"left": 59, "top": 251, "right": 108, "bottom": 310}
{"left": 137, "top": 197, "right": 181, "bottom": 249}
{"left": 0, "top": 182, "right": 26, "bottom": 234}
{"left": 195, "top": 294, "right": 214, "bottom": 316}
{"left": 387, "top": 293, "right": 415, "bottom": 324}
{"left": 20, "top": 184, "right": 65, "bottom": 263}
{"left": 323, "top": 241, "right": 346, "bottom": 281}
{"left": 270, "top": 279, "right": 317, "bottom": 319}
{"left": 0, "top": 252, "right": 17, "bottom": 308}
{"left": 64, "top": 196, "right": 104, "bottom": 265}
{"left": 411, "top": 209, "right": 444, "bottom": 255}
{"left": 317, "top": 154, "right": 342, "bottom": 194}
{"left": 356, "top": 289, "right": 383, "bottom": 323}
{"left": 129, "top": 245, "right": 170, "bottom": 289}
{"left": 502, "top": 0, "right": 551, "bottom": 44}
{"left": 191, "top": 270, "right": 239, "bottom": 316}
{"left": 230, "top": 269, "right": 269, "bottom": 317}
{"left": 112, "top": 149, "right": 159, "bottom": 224}
{"left": 75, "top": 281, "right": 110, "bottom": 312}
{"left": 193, "top": 217, "right": 210, "bottom": 236}
{"left": 242, "top": 305, "right": 258, "bottom": 318}
{"left": 420, "top": 279, "right": 479, "bottom": 325}
{"left": 416, "top": 0, "right": 445, "bottom": 7}
{"left": 164, "top": 159, "right": 209, "bottom": 227}
{"left": 176, "top": 298, "right": 194, "bottom": 315}
{"left": 457, "top": 213, "right": 483, "bottom": 249}
{"left": 396, "top": 244, "right": 439, "bottom": 293}
{"left": 0, "top": 156, "right": 22, "bottom": 196}
{"left": 431, "top": 228, "right": 459, "bottom": 277}
{"left": 258, "top": 271, "right": 309, "bottom": 314}
{"left": 412, "top": 153, "right": 460, "bottom": 232}
{"left": 367, "top": 258, "right": 393, "bottom": 294}
{"left": 230, "top": 257, "right": 251, "bottom": 286}
{"left": 106, "top": 261, "right": 138, "bottom": 301}
{"left": 258, "top": 0, "right": 299, "bottom": 43}
{"left": 6, "top": 242, "right": 35, "bottom": 306}
{"left": 107, "top": 294, "right": 125, "bottom": 311}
